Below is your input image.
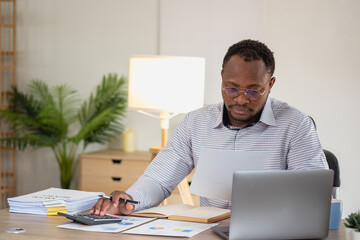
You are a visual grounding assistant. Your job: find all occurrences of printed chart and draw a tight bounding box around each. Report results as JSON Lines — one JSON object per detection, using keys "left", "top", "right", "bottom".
{"left": 123, "top": 219, "right": 217, "bottom": 237}
{"left": 57, "top": 216, "right": 154, "bottom": 233}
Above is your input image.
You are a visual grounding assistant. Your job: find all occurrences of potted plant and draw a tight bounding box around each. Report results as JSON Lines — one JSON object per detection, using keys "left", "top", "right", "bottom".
{"left": 344, "top": 211, "right": 360, "bottom": 240}
{"left": 0, "top": 73, "right": 127, "bottom": 189}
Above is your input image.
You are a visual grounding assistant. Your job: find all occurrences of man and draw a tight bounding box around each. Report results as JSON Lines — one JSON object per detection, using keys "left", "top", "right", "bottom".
{"left": 91, "top": 39, "right": 328, "bottom": 216}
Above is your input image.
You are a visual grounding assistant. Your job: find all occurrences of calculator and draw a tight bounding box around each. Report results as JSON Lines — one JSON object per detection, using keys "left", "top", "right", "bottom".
{"left": 58, "top": 212, "right": 122, "bottom": 225}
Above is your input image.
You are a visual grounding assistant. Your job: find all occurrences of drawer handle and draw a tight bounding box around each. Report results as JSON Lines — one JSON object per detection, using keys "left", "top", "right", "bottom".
{"left": 112, "top": 159, "right": 122, "bottom": 164}
{"left": 112, "top": 177, "right": 122, "bottom": 182}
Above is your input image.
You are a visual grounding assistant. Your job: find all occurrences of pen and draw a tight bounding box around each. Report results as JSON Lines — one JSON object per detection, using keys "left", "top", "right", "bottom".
{"left": 100, "top": 195, "right": 140, "bottom": 204}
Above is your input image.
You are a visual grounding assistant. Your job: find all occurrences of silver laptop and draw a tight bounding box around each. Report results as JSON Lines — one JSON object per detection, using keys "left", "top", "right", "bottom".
{"left": 212, "top": 170, "right": 333, "bottom": 240}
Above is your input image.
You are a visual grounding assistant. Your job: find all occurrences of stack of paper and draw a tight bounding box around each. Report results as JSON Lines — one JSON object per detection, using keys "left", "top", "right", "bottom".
{"left": 8, "top": 187, "right": 104, "bottom": 215}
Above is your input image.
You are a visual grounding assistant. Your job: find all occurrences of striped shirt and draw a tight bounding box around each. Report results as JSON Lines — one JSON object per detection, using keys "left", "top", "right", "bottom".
{"left": 127, "top": 97, "right": 328, "bottom": 211}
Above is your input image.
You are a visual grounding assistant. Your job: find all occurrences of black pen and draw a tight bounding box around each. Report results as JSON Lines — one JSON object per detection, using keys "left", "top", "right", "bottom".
{"left": 100, "top": 195, "right": 140, "bottom": 204}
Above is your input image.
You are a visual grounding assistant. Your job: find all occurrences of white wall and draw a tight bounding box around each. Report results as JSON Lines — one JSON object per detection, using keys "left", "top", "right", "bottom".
{"left": 262, "top": 0, "right": 360, "bottom": 216}
{"left": 16, "top": 0, "right": 360, "bottom": 216}
{"left": 160, "top": 0, "right": 264, "bottom": 103}
{"left": 16, "top": 0, "right": 159, "bottom": 193}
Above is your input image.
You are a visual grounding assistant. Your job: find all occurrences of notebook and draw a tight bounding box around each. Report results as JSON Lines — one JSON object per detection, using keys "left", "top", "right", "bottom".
{"left": 131, "top": 204, "right": 230, "bottom": 223}
{"left": 212, "top": 169, "right": 333, "bottom": 240}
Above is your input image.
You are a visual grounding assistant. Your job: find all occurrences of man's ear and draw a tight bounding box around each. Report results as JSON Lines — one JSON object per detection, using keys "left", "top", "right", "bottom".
{"left": 269, "top": 77, "right": 276, "bottom": 89}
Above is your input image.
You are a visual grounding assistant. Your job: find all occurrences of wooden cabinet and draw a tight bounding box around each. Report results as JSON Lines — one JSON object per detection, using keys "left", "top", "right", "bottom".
{"left": 78, "top": 150, "right": 151, "bottom": 195}
{"left": 78, "top": 149, "right": 199, "bottom": 206}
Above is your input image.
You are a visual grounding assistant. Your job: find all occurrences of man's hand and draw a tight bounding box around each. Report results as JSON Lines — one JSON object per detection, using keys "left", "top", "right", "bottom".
{"left": 90, "top": 190, "right": 135, "bottom": 216}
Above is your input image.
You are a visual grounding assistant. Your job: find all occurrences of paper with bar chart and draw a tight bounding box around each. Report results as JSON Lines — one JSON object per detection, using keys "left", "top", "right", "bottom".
{"left": 123, "top": 219, "right": 217, "bottom": 237}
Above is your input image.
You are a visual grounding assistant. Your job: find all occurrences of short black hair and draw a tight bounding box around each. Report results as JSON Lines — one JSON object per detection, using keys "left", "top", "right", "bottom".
{"left": 222, "top": 39, "right": 275, "bottom": 76}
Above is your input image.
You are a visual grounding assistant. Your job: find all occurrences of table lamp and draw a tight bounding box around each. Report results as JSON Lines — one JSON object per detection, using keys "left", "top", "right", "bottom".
{"left": 128, "top": 55, "right": 205, "bottom": 152}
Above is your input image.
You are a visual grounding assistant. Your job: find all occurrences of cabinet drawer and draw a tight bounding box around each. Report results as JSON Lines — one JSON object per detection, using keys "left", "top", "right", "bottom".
{"left": 81, "top": 158, "right": 147, "bottom": 175}
{"left": 79, "top": 153, "right": 150, "bottom": 194}
{"left": 80, "top": 173, "right": 136, "bottom": 195}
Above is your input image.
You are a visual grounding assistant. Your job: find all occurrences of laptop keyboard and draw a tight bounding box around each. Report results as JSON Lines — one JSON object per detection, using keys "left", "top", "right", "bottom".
{"left": 224, "top": 231, "right": 229, "bottom": 236}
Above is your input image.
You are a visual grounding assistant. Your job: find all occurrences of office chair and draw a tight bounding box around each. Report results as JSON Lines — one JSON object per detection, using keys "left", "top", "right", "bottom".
{"left": 323, "top": 149, "right": 341, "bottom": 199}
{"left": 309, "top": 116, "right": 341, "bottom": 199}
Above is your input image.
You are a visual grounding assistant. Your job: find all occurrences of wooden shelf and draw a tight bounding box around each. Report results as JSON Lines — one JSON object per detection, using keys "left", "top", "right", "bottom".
{"left": 0, "top": 23, "right": 14, "bottom": 28}
{"left": 0, "top": 65, "right": 15, "bottom": 70}
{"left": 0, "top": 187, "right": 15, "bottom": 194}
{"left": 0, "top": 0, "right": 17, "bottom": 209}
{"left": 0, "top": 132, "right": 15, "bottom": 138}
{"left": 1, "top": 172, "right": 14, "bottom": 177}
{"left": 0, "top": 147, "right": 16, "bottom": 151}
{"left": 1, "top": 91, "right": 12, "bottom": 97}
{"left": 1, "top": 51, "right": 15, "bottom": 56}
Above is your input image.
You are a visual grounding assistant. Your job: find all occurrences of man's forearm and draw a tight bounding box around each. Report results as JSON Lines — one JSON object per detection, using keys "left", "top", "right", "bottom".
{"left": 126, "top": 174, "right": 169, "bottom": 211}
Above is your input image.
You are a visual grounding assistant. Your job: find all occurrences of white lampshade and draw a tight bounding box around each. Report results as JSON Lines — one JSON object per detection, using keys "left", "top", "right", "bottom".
{"left": 128, "top": 55, "right": 205, "bottom": 113}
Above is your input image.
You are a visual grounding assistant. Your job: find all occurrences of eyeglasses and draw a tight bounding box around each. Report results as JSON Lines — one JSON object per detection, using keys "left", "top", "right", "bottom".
{"left": 222, "top": 78, "right": 271, "bottom": 101}
{"left": 222, "top": 87, "right": 266, "bottom": 101}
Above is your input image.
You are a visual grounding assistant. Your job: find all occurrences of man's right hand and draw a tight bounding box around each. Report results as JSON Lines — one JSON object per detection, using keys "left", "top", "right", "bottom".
{"left": 90, "top": 190, "right": 135, "bottom": 216}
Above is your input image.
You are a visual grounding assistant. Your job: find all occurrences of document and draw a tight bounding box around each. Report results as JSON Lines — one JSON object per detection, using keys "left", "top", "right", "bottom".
{"left": 8, "top": 187, "right": 103, "bottom": 202}
{"left": 190, "top": 149, "right": 267, "bottom": 201}
{"left": 123, "top": 219, "right": 217, "bottom": 237}
{"left": 57, "top": 216, "right": 154, "bottom": 233}
{"left": 7, "top": 188, "right": 104, "bottom": 215}
{"left": 131, "top": 204, "right": 230, "bottom": 223}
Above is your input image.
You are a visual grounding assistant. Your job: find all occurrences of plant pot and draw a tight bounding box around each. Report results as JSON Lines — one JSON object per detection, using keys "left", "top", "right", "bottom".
{"left": 346, "top": 228, "right": 354, "bottom": 240}
{"left": 353, "top": 230, "right": 360, "bottom": 240}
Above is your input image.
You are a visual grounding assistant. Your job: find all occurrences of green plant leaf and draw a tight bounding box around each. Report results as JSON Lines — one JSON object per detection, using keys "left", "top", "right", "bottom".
{"left": 0, "top": 74, "right": 128, "bottom": 189}
{"left": 344, "top": 212, "right": 360, "bottom": 229}
{"left": 73, "top": 73, "right": 127, "bottom": 147}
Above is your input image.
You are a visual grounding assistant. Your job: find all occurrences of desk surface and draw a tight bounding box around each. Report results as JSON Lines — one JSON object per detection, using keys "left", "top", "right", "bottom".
{"left": 0, "top": 209, "right": 345, "bottom": 240}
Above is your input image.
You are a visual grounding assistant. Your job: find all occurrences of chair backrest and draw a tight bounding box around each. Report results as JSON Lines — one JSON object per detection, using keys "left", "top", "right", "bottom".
{"left": 308, "top": 116, "right": 341, "bottom": 189}
{"left": 323, "top": 149, "right": 340, "bottom": 188}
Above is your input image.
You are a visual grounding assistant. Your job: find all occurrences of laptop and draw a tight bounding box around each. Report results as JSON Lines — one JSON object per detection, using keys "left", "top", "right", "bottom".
{"left": 212, "top": 169, "right": 333, "bottom": 240}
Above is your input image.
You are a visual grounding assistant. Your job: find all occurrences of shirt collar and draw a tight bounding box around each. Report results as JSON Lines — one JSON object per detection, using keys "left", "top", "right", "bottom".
{"left": 259, "top": 97, "right": 277, "bottom": 126}
{"left": 214, "top": 105, "right": 225, "bottom": 128}
{"left": 213, "top": 97, "right": 277, "bottom": 129}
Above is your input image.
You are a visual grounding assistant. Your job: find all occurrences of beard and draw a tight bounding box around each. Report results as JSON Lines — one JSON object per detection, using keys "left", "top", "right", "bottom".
{"left": 227, "top": 103, "right": 265, "bottom": 126}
